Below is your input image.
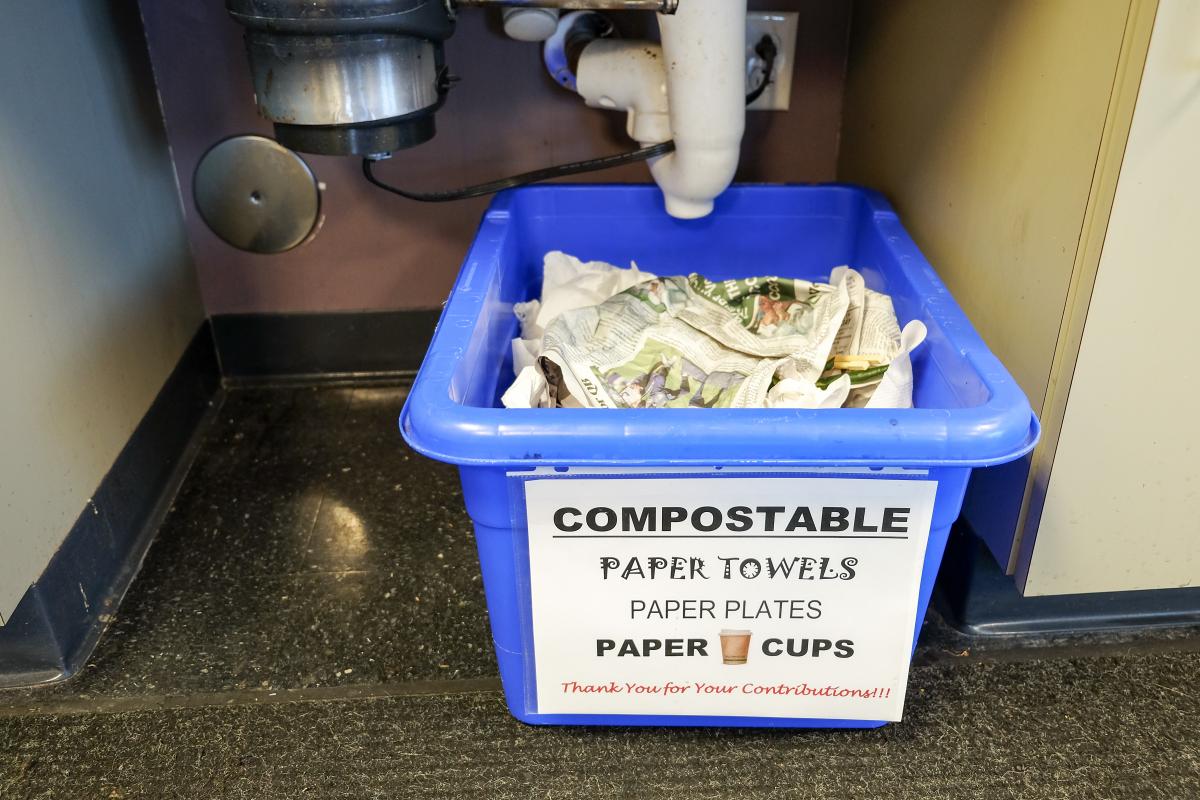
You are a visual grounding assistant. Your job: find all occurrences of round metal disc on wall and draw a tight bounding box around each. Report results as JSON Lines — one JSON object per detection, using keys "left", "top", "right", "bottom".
{"left": 193, "top": 135, "right": 320, "bottom": 254}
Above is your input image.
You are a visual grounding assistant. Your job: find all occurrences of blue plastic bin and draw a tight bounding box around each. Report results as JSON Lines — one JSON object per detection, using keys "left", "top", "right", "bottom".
{"left": 401, "top": 185, "right": 1038, "bottom": 728}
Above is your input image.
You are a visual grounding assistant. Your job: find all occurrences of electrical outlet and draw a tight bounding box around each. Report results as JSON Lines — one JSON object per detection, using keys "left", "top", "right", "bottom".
{"left": 746, "top": 11, "right": 798, "bottom": 111}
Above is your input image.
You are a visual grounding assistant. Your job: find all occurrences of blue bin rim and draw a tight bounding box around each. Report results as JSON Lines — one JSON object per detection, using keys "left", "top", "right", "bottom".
{"left": 401, "top": 184, "right": 1040, "bottom": 469}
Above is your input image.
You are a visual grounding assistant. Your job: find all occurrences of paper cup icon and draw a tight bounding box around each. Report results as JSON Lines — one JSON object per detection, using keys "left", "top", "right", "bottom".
{"left": 719, "top": 629, "right": 752, "bottom": 665}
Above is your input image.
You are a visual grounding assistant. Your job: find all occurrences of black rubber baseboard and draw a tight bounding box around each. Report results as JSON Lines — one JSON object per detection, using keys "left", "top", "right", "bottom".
{"left": 0, "top": 324, "right": 221, "bottom": 688}
{"left": 934, "top": 526, "right": 1200, "bottom": 636}
{"left": 212, "top": 310, "right": 441, "bottom": 380}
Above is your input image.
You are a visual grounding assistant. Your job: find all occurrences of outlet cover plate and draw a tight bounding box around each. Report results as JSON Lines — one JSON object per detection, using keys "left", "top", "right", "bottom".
{"left": 746, "top": 11, "right": 798, "bottom": 111}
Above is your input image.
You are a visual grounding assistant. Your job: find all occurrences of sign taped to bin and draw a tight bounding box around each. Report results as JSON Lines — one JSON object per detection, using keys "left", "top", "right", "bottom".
{"left": 522, "top": 471, "right": 937, "bottom": 720}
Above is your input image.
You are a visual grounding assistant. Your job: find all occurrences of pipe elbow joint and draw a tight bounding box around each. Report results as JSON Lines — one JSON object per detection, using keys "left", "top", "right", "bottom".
{"left": 650, "top": 147, "right": 740, "bottom": 219}
{"left": 577, "top": 40, "right": 671, "bottom": 145}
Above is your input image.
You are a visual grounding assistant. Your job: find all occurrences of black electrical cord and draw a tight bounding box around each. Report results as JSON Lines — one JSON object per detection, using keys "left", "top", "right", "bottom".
{"left": 363, "top": 35, "right": 778, "bottom": 203}
{"left": 363, "top": 140, "right": 676, "bottom": 203}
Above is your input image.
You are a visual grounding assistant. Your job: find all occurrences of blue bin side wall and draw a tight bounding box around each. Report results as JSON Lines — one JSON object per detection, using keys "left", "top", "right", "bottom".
{"left": 848, "top": 216, "right": 990, "bottom": 411}
{"left": 448, "top": 224, "right": 524, "bottom": 409}
{"left": 508, "top": 185, "right": 867, "bottom": 280}
{"left": 460, "top": 463, "right": 971, "bottom": 728}
{"left": 514, "top": 212, "right": 861, "bottom": 289}
{"left": 961, "top": 454, "right": 1034, "bottom": 571}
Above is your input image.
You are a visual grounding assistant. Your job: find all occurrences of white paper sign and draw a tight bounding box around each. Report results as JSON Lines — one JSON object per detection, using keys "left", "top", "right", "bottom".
{"left": 523, "top": 473, "right": 937, "bottom": 721}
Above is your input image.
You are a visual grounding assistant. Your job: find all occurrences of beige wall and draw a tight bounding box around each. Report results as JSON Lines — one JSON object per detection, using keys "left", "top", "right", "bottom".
{"left": 137, "top": 0, "right": 852, "bottom": 314}
{"left": 837, "top": 0, "right": 1153, "bottom": 576}
{"left": 1022, "top": 0, "right": 1199, "bottom": 595}
{"left": 0, "top": 2, "right": 204, "bottom": 621}
{"left": 838, "top": 0, "right": 1134, "bottom": 415}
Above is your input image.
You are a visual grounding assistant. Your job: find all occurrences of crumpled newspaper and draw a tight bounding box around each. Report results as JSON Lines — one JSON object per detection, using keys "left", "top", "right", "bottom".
{"left": 511, "top": 251, "right": 656, "bottom": 374}
{"left": 826, "top": 266, "right": 927, "bottom": 410}
{"left": 501, "top": 252, "right": 926, "bottom": 410}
